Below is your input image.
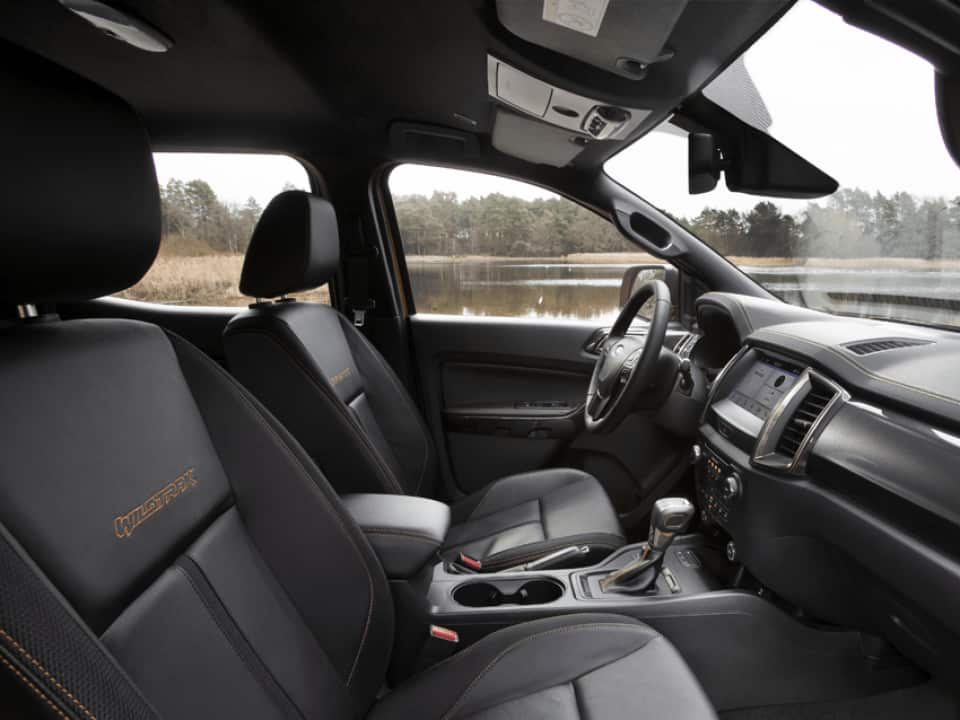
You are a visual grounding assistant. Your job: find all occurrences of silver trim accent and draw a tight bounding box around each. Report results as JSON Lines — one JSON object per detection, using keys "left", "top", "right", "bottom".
{"left": 752, "top": 368, "right": 849, "bottom": 475}
{"left": 699, "top": 345, "right": 752, "bottom": 425}
{"left": 16, "top": 304, "right": 38, "bottom": 319}
{"left": 672, "top": 332, "right": 700, "bottom": 358}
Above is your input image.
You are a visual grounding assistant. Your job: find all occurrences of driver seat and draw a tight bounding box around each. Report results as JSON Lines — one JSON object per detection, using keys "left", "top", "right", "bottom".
{"left": 223, "top": 192, "right": 625, "bottom": 570}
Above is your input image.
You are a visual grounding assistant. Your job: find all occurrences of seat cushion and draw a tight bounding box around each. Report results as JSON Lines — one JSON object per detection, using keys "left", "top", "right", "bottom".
{"left": 369, "top": 613, "right": 716, "bottom": 719}
{"left": 442, "top": 469, "right": 625, "bottom": 570}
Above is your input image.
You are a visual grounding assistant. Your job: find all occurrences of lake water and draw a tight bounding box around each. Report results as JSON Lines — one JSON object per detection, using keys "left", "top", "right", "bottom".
{"left": 408, "top": 259, "right": 960, "bottom": 328}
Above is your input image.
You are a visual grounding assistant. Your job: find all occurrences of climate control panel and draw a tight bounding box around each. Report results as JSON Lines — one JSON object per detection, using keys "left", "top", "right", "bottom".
{"left": 697, "top": 445, "right": 742, "bottom": 527}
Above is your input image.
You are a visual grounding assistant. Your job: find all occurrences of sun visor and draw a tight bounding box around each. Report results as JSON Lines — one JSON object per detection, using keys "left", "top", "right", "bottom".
{"left": 496, "top": 0, "right": 688, "bottom": 79}
{"left": 491, "top": 109, "right": 583, "bottom": 167}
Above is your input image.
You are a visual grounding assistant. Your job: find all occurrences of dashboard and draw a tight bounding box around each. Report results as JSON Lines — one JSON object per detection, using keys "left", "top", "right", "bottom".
{"left": 688, "top": 292, "right": 960, "bottom": 678}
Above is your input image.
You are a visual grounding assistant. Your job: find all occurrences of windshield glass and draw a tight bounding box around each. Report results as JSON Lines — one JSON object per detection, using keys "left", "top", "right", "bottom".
{"left": 605, "top": 0, "right": 960, "bottom": 330}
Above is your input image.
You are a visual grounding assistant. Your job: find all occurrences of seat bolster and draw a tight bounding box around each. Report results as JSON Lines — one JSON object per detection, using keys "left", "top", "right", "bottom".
{"left": 369, "top": 613, "right": 715, "bottom": 720}
{"left": 338, "top": 313, "right": 438, "bottom": 497}
{"left": 452, "top": 469, "right": 607, "bottom": 522}
{"left": 224, "top": 308, "right": 406, "bottom": 495}
{"left": 168, "top": 331, "right": 394, "bottom": 713}
{"left": 444, "top": 469, "right": 625, "bottom": 569}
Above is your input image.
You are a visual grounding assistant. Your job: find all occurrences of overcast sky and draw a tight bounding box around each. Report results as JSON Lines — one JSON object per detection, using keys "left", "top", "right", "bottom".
{"left": 155, "top": 1, "right": 960, "bottom": 216}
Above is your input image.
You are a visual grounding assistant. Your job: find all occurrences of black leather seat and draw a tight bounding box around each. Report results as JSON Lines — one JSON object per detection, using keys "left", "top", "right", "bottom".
{"left": 223, "top": 191, "right": 625, "bottom": 571}
{"left": 0, "top": 48, "right": 715, "bottom": 719}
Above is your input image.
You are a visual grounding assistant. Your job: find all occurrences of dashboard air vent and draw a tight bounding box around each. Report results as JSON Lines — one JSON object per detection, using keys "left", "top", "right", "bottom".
{"left": 775, "top": 381, "right": 837, "bottom": 458}
{"left": 845, "top": 338, "right": 931, "bottom": 355}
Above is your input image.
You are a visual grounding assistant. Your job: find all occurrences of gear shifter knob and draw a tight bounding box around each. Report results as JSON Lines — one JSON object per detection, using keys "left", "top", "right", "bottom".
{"left": 648, "top": 497, "right": 695, "bottom": 554}
{"left": 598, "top": 497, "right": 695, "bottom": 593}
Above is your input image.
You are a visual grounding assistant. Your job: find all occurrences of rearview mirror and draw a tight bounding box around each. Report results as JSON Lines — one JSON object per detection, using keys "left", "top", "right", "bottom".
{"left": 619, "top": 264, "right": 679, "bottom": 310}
{"left": 685, "top": 112, "right": 837, "bottom": 198}
{"left": 688, "top": 132, "right": 722, "bottom": 194}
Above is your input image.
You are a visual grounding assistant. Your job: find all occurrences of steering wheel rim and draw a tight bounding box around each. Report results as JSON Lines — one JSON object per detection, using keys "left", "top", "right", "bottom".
{"left": 585, "top": 279, "right": 672, "bottom": 433}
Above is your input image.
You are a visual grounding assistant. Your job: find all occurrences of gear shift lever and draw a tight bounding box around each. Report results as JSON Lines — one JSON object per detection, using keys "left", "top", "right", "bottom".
{"left": 599, "top": 497, "right": 695, "bottom": 592}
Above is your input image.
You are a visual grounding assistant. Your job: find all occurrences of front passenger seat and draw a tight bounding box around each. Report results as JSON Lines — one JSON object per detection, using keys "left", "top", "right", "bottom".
{"left": 224, "top": 192, "right": 626, "bottom": 571}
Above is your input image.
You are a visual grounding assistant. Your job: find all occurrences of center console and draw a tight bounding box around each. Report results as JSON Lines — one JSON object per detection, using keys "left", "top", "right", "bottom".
{"left": 426, "top": 530, "right": 728, "bottom": 648}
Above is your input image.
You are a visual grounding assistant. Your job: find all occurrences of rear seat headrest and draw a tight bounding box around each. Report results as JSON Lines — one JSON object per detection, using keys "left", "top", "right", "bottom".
{"left": 239, "top": 191, "right": 339, "bottom": 299}
{"left": 0, "top": 42, "right": 160, "bottom": 305}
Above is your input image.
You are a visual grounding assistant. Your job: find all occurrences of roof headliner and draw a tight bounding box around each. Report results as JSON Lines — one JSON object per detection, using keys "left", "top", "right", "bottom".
{"left": 0, "top": 1, "right": 796, "bottom": 177}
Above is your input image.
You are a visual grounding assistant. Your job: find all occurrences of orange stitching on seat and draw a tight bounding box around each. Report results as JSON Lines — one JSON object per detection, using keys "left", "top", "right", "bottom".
{"left": 0, "top": 628, "right": 97, "bottom": 720}
{"left": 0, "top": 654, "right": 71, "bottom": 720}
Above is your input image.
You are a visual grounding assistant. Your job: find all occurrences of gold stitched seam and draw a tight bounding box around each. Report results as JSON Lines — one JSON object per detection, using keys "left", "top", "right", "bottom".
{"left": 0, "top": 628, "right": 97, "bottom": 720}
{"left": 0, "top": 654, "right": 72, "bottom": 720}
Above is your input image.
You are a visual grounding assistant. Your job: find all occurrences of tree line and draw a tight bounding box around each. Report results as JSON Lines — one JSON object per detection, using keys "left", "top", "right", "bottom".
{"left": 158, "top": 177, "right": 960, "bottom": 260}
{"left": 681, "top": 189, "right": 960, "bottom": 259}
{"left": 396, "top": 188, "right": 960, "bottom": 259}
{"left": 158, "top": 178, "right": 297, "bottom": 255}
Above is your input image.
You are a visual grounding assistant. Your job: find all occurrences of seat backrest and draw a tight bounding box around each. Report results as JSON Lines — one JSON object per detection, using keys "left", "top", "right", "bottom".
{"left": 0, "top": 45, "right": 392, "bottom": 719}
{"left": 224, "top": 192, "right": 439, "bottom": 498}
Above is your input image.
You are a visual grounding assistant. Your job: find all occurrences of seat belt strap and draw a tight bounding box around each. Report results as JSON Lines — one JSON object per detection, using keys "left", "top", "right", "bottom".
{"left": 344, "top": 216, "right": 377, "bottom": 328}
{"left": 0, "top": 523, "right": 159, "bottom": 720}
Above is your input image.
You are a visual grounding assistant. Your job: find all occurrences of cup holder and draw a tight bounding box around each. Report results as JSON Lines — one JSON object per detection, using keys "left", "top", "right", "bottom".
{"left": 453, "top": 578, "right": 564, "bottom": 608}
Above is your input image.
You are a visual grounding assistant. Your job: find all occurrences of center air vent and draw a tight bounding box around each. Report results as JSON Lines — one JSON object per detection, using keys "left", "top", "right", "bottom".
{"left": 775, "top": 382, "right": 836, "bottom": 458}
{"left": 753, "top": 370, "right": 847, "bottom": 475}
{"left": 845, "top": 338, "right": 931, "bottom": 355}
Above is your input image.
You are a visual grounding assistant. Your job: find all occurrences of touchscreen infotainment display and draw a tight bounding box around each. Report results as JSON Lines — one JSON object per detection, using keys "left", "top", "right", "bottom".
{"left": 728, "top": 361, "right": 799, "bottom": 421}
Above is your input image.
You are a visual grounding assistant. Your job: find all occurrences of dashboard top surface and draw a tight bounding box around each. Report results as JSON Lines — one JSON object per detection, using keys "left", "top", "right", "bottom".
{"left": 696, "top": 292, "right": 960, "bottom": 431}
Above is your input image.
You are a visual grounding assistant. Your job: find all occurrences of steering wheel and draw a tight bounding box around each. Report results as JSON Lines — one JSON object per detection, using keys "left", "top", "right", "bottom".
{"left": 585, "top": 279, "right": 672, "bottom": 433}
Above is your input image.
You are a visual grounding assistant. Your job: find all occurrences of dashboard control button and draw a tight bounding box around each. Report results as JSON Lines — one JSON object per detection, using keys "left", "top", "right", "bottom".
{"left": 690, "top": 444, "right": 702, "bottom": 465}
{"left": 726, "top": 540, "right": 738, "bottom": 563}
{"left": 722, "top": 473, "right": 742, "bottom": 503}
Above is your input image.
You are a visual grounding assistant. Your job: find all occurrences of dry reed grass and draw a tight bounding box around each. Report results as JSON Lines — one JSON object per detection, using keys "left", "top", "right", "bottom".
{"left": 118, "top": 253, "right": 330, "bottom": 306}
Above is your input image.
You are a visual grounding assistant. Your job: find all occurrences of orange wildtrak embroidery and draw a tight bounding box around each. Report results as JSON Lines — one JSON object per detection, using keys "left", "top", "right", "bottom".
{"left": 113, "top": 468, "right": 199, "bottom": 539}
{"left": 329, "top": 367, "right": 352, "bottom": 386}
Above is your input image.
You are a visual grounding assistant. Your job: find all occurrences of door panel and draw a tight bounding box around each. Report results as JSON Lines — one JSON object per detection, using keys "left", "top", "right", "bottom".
{"left": 442, "top": 361, "right": 587, "bottom": 493}
{"left": 411, "top": 314, "right": 689, "bottom": 528}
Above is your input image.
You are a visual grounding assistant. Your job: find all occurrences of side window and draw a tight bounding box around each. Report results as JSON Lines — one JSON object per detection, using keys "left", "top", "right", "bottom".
{"left": 388, "top": 164, "right": 649, "bottom": 321}
{"left": 117, "top": 153, "right": 325, "bottom": 307}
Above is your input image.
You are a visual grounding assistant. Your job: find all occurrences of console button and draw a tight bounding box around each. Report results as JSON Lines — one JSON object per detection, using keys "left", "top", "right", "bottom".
{"left": 722, "top": 473, "right": 742, "bottom": 503}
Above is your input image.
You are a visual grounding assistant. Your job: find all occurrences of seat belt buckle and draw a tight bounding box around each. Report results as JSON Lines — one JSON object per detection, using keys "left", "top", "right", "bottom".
{"left": 457, "top": 552, "right": 483, "bottom": 571}
{"left": 347, "top": 298, "right": 376, "bottom": 327}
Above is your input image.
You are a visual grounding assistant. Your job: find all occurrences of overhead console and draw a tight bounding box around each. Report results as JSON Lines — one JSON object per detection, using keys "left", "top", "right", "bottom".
{"left": 487, "top": 56, "right": 650, "bottom": 166}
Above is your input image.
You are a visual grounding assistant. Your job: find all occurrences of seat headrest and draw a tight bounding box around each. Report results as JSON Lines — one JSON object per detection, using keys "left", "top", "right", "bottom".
{"left": 0, "top": 43, "right": 160, "bottom": 305}
{"left": 239, "top": 191, "right": 339, "bottom": 299}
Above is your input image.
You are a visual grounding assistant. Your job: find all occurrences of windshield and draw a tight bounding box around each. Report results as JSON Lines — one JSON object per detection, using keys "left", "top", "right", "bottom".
{"left": 605, "top": 0, "right": 960, "bottom": 330}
